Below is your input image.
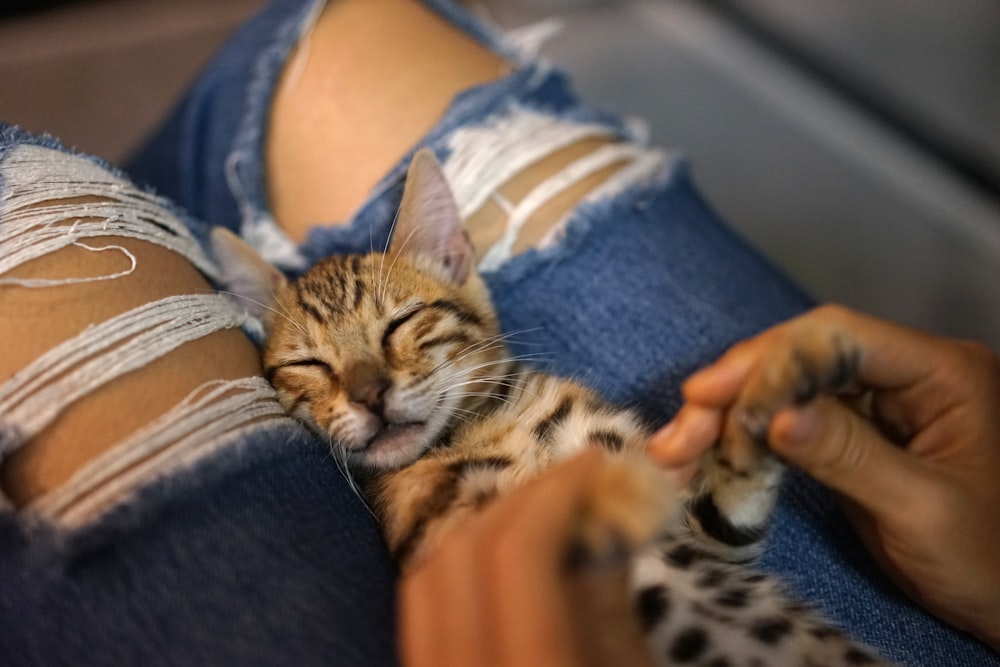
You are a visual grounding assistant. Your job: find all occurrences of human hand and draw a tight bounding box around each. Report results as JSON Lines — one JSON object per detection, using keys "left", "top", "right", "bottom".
{"left": 398, "top": 449, "right": 655, "bottom": 667}
{"left": 648, "top": 305, "right": 1000, "bottom": 648}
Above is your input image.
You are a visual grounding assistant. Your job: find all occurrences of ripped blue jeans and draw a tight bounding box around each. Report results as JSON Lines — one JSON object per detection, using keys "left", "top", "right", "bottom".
{"left": 1, "top": 1, "right": 995, "bottom": 665}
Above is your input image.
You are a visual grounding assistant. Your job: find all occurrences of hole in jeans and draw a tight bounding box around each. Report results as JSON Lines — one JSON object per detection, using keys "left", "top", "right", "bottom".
{"left": 0, "top": 143, "right": 288, "bottom": 523}
{"left": 441, "top": 108, "right": 672, "bottom": 271}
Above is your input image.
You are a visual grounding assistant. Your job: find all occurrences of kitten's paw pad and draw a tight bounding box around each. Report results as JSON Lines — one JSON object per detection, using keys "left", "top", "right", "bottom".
{"left": 572, "top": 458, "right": 677, "bottom": 567}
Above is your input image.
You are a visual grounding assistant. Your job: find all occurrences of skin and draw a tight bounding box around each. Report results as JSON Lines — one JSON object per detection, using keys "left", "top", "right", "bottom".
{"left": 650, "top": 304, "right": 1000, "bottom": 650}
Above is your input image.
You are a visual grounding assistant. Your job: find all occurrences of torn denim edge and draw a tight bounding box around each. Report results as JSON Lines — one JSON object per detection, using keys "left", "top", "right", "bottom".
{"left": 0, "top": 294, "right": 248, "bottom": 462}
{"left": 0, "top": 127, "right": 267, "bottom": 340}
{"left": 8, "top": 416, "right": 323, "bottom": 553}
{"left": 478, "top": 142, "right": 663, "bottom": 270}
{"left": 483, "top": 155, "right": 687, "bottom": 290}
{"left": 533, "top": 144, "right": 679, "bottom": 250}
{"left": 0, "top": 143, "right": 218, "bottom": 285}
{"left": 0, "top": 125, "right": 218, "bottom": 274}
{"left": 442, "top": 106, "right": 621, "bottom": 220}
{"left": 28, "top": 377, "right": 294, "bottom": 530}
{"left": 0, "top": 131, "right": 303, "bottom": 527}
{"left": 224, "top": 0, "right": 325, "bottom": 272}
{"left": 436, "top": 102, "right": 677, "bottom": 271}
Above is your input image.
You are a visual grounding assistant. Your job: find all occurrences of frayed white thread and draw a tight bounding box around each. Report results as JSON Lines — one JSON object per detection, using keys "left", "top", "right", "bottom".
{"left": 28, "top": 377, "right": 292, "bottom": 528}
{"left": 492, "top": 193, "right": 515, "bottom": 216}
{"left": 0, "top": 144, "right": 217, "bottom": 283}
{"left": 573, "top": 147, "right": 671, "bottom": 207}
{"left": 537, "top": 148, "right": 673, "bottom": 250}
{"left": 478, "top": 142, "right": 646, "bottom": 271}
{"left": 0, "top": 294, "right": 247, "bottom": 456}
{"left": 444, "top": 106, "right": 616, "bottom": 219}
{"left": 0, "top": 239, "right": 137, "bottom": 287}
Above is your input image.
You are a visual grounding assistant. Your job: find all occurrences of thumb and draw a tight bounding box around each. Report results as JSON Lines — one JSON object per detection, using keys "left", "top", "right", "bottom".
{"left": 768, "top": 396, "right": 924, "bottom": 519}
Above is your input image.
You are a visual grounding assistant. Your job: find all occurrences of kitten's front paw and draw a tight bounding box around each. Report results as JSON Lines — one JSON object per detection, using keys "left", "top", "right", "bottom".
{"left": 691, "top": 315, "right": 864, "bottom": 556}
{"left": 719, "top": 318, "right": 862, "bottom": 470}
{"left": 570, "top": 458, "right": 678, "bottom": 568}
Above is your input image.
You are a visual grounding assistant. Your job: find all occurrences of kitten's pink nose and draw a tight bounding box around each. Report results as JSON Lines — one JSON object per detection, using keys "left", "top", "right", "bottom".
{"left": 345, "top": 362, "right": 390, "bottom": 413}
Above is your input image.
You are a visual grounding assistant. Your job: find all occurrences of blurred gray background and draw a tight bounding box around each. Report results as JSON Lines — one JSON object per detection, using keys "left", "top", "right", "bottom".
{"left": 2, "top": 0, "right": 999, "bottom": 348}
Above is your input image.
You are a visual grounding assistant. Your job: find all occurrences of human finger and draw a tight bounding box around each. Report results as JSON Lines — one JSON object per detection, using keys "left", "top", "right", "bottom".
{"left": 476, "top": 449, "right": 656, "bottom": 666}
{"left": 768, "top": 396, "right": 932, "bottom": 519}
{"left": 567, "top": 564, "right": 656, "bottom": 667}
{"left": 683, "top": 306, "right": 966, "bottom": 411}
{"left": 482, "top": 450, "right": 618, "bottom": 666}
{"left": 647, "top": 404, "right": 721, "bottom": 483}
{"left": 399, "top": 547, "right": 498, "bottom": 666}
{"left": 400, "top": 449, "right": 607, "bottom": 667}
{"left": 681, "top": 336, "right": 768, "bottom": 406}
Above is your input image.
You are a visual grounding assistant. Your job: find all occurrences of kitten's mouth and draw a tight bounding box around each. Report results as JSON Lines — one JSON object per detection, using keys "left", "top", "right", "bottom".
{"left": 361, "top": 421, "right": 427, "bottom": 465}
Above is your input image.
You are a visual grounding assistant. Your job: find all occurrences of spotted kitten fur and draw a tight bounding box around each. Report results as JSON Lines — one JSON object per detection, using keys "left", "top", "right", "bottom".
{"left": 213, "top": 150, "right": 889, "bottom": 666}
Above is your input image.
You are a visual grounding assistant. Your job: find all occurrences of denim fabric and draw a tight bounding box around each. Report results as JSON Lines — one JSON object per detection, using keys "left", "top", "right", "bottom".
{"left": 36, "top": 0, "right": 995, "bottom": 665}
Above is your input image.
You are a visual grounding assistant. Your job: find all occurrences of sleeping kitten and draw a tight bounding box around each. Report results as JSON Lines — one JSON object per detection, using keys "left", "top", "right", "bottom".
{"left": 212, "top": 150, "right": 888, "bottom": 666}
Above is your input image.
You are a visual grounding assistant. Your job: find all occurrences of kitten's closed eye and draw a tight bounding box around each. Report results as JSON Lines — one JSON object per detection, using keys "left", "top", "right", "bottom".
{"left": 267, "top": 358, "right": 337, "bottom": 383}
{"left": 382, "top": 304, "right": 425, "bottom": 350}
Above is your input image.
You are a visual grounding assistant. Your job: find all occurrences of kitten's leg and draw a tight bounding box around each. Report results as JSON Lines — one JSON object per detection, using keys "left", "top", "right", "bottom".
{"left": 686, "top": 321, "right": 862, "bottom": 560}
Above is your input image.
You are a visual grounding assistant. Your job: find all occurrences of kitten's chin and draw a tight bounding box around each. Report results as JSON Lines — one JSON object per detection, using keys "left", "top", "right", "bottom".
{"left": 353, "top": 422, "right": 428, "bottom": 470}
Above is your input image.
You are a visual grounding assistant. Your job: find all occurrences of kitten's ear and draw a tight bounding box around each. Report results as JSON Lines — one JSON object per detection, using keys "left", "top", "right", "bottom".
{"left": 391, "top": 148, "right": 474, "bottom": 284}
{"left": 210, "top": 227, "right": 287, "bottom": 320}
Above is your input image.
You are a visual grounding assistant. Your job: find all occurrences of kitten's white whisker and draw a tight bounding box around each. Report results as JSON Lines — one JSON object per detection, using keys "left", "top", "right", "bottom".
{"left": 427, "top": 333, "right": 542, "bottom": 378}
{"left": 439, "top": 330, "right": 549, "bottom": 370}
{"left": 368, "top": 230, "right": 379, "bottom": 310}
{"left": 441, "top": 370, "right": 539, "bottom": 400}
{"left": 214, "top": 288, "right": 306, "bottom": 336}
{"left": 274, "top": 290, "right": 306, "bottom": 335}
{"left": 379, "top": 223, "right": 420, "bottom": 306}
{"left": 434, "top": 358, "right": 520, "bottom": 386}
{"left": 452, "top": 391, "right": 518, "bottom": 405}
{"left": 377, "top": 205, "right": 404, "bottom": 307}
{"left": 327, "top": 435, "right": 377, "bottom": 520}
{"left": 447, "top": 382, "right": 538, "bottom": 404}
{"left": 434, "top": 355, "right": 544, "bottom": 387}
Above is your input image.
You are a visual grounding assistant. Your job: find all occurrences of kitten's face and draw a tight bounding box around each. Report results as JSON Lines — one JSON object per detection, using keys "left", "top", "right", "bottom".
{"left": 263, "top": 253, "right": 506, "bottom": 470}
{"left": 215, "top": 149, "right": 495, "bottom": 470}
